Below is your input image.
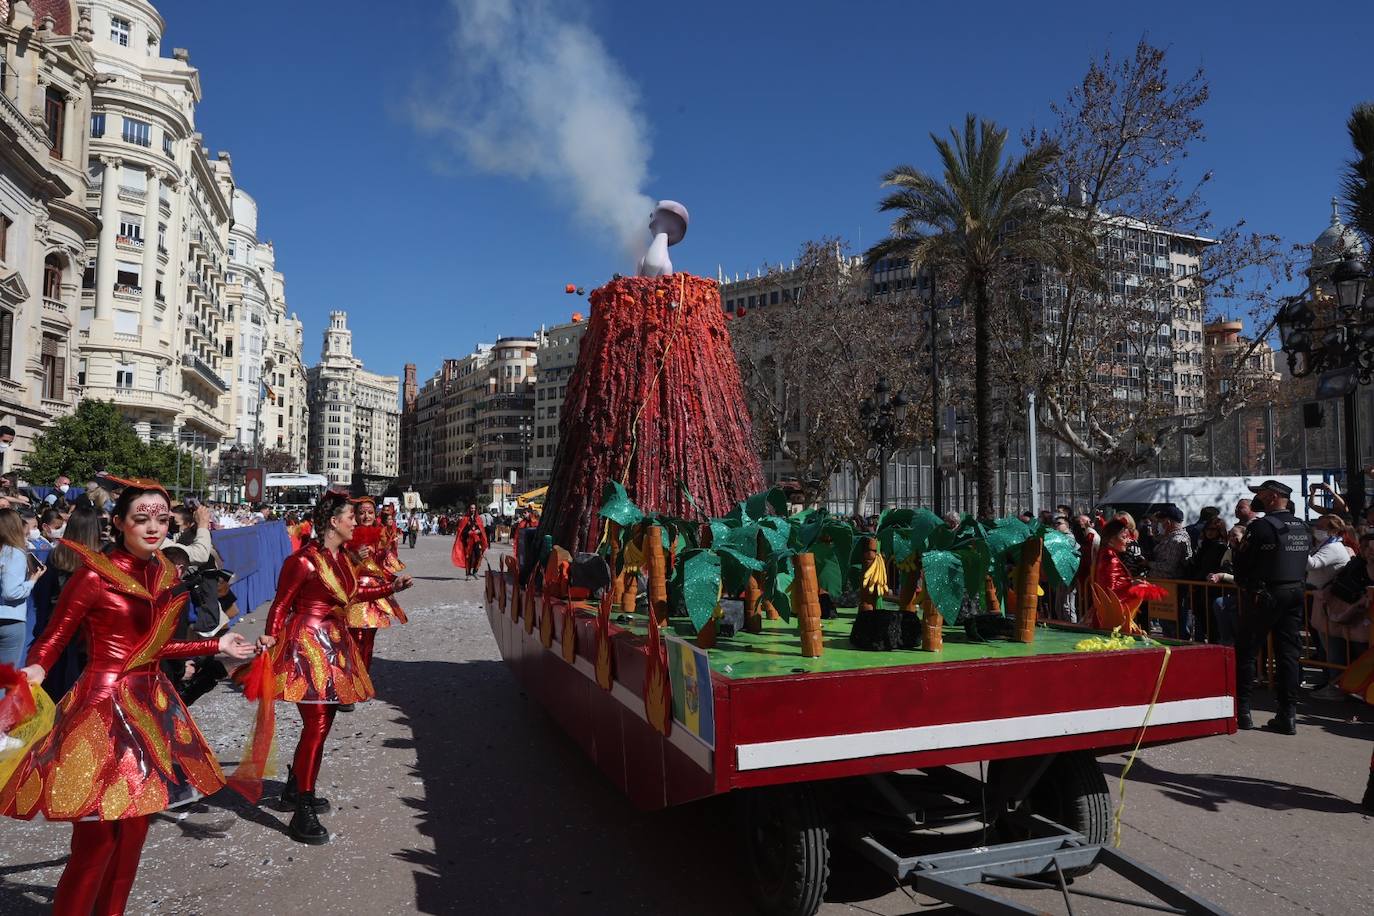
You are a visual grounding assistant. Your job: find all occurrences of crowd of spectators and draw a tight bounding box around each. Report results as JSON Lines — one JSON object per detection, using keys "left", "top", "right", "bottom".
{"left": 0, "top": 470, "right": 247, "bottom": 704}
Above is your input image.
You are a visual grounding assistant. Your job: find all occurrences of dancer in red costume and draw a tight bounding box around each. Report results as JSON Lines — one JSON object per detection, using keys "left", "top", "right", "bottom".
{"left": 0, "top": 479, "right": 256, "bottom": 915}
{"left": 255, "top": 490, "right": 412, "bottom": 844}
{"left": 1090, "top": 518, "right": 1166, "bottom": 632}
{"left": 511, "top": 508, "right": 539, "bottom": 566}
{"left": 450, "top": 504, "right": 488, "bottom": 579}
{"left": 344, "top": 497, "right": 407, "bottom": 675}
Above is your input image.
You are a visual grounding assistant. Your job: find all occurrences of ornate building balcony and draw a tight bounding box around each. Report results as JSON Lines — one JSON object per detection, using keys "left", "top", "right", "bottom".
{"left": 81, "top": 384, "right": 180, "bottom": 416}
{"left": 181, "top": 351, "right": 230, "bottom": 393}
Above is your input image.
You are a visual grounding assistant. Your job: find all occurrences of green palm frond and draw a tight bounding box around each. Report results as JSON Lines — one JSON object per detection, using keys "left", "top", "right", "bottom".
{"left": 1344, "top": 102, "right": 1374, "bottom": 245}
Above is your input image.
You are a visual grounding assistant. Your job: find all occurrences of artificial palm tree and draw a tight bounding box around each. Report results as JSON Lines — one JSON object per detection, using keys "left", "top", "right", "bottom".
{"left": 1343, "top": 102, "right": 1374, "bottom": 246}
{"left": 865, "top": 115, "right": 1066, "bottom": 519}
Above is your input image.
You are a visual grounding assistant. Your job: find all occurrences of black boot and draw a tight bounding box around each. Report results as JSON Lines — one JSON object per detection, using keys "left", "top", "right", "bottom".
{"left": 1236, "top": 702, "right": 1253, "bottom": 730}
{"left": 336, "top": 703, "right": 355, "bottom": 713}
{"left": 288, "top": 793, "right": 330, "bottom": 845}
{"left": 1362, "top": 771, "right": 1374, "bottom": 814}
{"left": 280, "top": 767, "right": 330, "bottom": 812}
{"left": 1262, "top": 705, "right": 1296, "bottom": 736}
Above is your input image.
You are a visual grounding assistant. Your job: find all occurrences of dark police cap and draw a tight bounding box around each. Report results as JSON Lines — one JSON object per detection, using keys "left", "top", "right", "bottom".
{"left": 1247, "top": 479, "right": 1293, "bottom": 498}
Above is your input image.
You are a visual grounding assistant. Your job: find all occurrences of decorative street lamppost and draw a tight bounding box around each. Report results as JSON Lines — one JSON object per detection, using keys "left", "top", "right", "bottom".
{"left": 1276, "top": 254, "right": 1374, "bottom": 520}
{"left": 859, "top": 376, "right": 908, "bottom": 514}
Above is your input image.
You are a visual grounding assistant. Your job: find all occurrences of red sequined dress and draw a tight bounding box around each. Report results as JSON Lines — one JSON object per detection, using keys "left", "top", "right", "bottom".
{"left": 0, "top": 544, "right": 225, "bottom": 821}
{"left": 344, "top": 525, "right": 407, "bottom": 629}
{"left": 266, "top": 542, "right": 396, "bottom": 704}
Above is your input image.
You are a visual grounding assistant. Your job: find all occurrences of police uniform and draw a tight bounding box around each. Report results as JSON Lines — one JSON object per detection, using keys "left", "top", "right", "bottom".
{"left": 1232, "top": 480, "right": 1312, "bottom": 733}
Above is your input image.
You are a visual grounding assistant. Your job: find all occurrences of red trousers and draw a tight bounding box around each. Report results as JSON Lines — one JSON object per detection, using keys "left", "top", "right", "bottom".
{"left": 292, "top": 704, "right": 337, "bottom": 793}
{"left": 348, "top": 627, "right": 376, "bottom": 671}
{"left": 53, "top": 815, "right": 151, "bottom": 915}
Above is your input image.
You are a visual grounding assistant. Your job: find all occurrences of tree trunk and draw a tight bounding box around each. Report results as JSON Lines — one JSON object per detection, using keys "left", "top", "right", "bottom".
{"left": 973, "top": 279, "right": 996, "bottom": 519}
{"left": 851, "top": 473, "right": 872, "bottom": 519}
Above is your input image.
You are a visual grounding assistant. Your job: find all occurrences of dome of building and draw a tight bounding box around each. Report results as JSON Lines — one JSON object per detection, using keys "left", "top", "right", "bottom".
{"left": 1311, "top": 196, "right": 1366, "bottom": 273}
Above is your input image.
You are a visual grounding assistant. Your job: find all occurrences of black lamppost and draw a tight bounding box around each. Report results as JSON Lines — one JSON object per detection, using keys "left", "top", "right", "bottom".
{"left": 1276, "top": 254, "right": 1373, "bottom": 520}
{"left": 860, "top": 376, "right": 908, "bottom": 513}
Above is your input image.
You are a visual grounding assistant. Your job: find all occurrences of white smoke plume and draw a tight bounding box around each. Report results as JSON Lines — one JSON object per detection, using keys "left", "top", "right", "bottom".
{"left": 419, "top": 0, "right": 654, "bottom": 260}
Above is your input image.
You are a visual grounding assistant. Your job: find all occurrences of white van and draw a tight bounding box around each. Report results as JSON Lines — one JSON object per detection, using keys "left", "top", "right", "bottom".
{"left": 1099, "top": 475, "right": 1326, "bottom": 526}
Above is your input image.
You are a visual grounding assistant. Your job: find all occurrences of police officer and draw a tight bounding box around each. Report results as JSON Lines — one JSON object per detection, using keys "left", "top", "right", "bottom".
{"left": 1232, "top": 479, "right": 1312, "bottom": 734}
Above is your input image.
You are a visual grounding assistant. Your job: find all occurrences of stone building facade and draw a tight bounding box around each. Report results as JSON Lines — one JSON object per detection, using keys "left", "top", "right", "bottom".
{"left": 306, "top": 310, "right": 399, "bottom": 491}
{"left": 0, "top": 0, "right": 98, "bottom": 466}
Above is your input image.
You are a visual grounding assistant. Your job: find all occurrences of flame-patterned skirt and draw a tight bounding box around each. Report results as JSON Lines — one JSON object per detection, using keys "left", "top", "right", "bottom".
{"left": 0, "top": 667, "right": 225, "bottom": 821}
{"left": 271, "top": 612, "right": 375, "bottom": 704}
{"left": 343, "top": 573, "right": 408, "bottom": 629}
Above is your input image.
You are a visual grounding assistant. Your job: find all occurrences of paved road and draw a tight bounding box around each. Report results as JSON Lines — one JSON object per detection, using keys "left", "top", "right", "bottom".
{"left": 2, "top": 535, "right": 1370, "bottom": 914}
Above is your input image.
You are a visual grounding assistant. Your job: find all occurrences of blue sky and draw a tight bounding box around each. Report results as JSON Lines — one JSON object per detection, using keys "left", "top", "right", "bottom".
{"left": 176, "top": 0, "right": 1374, "bottom": 386}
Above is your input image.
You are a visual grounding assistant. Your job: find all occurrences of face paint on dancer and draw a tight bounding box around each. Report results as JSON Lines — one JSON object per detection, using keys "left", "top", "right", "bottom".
{"left": 113, "top": 493, "right": 171, "bottom": 560}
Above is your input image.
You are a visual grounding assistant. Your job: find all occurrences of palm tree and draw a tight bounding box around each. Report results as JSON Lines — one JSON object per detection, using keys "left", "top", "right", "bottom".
{"left": 865, "top": 115, "right": 1066, "bottom": 519}
{"left": 1343, "top": 102, "right": 1374, "bottom": 245}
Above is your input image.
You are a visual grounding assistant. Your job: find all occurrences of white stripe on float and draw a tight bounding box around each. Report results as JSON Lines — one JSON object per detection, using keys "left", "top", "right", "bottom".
{"left": 735, "top": 696, "right": 1234, "bottom": 771}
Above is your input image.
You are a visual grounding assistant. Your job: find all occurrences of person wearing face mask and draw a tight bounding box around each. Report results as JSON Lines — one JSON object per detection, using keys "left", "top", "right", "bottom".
{"left": 1232, "top": 480, "right": 1313, "bottom": 734}
{"left": 0, "top": 478, "right": 256, "bottom": 914}
{"left": 1306, "top": 515, "right": 1356, "bottom": 699}
{"left": 0, "top": 508, "right": 44, "bottom": 669}
{"left": 0, "top": 425, "right": 13, "bottom": 473}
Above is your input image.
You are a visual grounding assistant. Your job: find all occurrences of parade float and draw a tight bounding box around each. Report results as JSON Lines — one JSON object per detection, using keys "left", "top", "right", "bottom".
{"left": 486, "top": 202, "right": 1232, "bottom": 916}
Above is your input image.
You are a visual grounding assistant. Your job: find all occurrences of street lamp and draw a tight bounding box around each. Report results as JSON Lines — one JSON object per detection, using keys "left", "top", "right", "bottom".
{"left": 1277, "top": 255, "right": 1374, "bottom": 521}
{"left": 859, "top": 376, "right": 908, "bottom": 513}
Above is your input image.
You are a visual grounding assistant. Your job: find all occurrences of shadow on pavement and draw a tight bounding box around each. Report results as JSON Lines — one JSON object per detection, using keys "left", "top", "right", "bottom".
{"left": 1100, "top": 756, "right": 1364, "bottom": 815}
{"left": 369, "top": 655, "right": 757, "bottom": 916}
{"left": 0, "top": 858, "right": 63, "bottom": 915}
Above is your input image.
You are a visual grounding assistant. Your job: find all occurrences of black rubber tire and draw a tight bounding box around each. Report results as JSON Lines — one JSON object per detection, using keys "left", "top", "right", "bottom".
{"left": 993, "top": 751, "right": 1111, "bottom": 878}
{"left": 735, "top": 785, "right": 830, "bottom": 916}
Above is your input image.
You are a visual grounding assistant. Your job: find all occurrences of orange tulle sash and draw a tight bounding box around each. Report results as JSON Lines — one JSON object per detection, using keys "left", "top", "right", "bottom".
{"left": 227, "top": 652, "right": 277, "bottom": 803}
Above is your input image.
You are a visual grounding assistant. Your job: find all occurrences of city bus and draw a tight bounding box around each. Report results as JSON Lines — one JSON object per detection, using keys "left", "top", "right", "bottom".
{"left": 264, "top": 473, "right": 329, "bottom": 511}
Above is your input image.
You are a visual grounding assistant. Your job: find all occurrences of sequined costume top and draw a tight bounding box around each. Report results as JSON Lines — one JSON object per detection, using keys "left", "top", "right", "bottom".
{"left": 0, "top": 543, "right": 226, "bottom": 821}
{"left": 265, "top": 542, "right": 395, "bottom": 704}
{"left": 344, "top": 525, "right": 407, "bottom": 629}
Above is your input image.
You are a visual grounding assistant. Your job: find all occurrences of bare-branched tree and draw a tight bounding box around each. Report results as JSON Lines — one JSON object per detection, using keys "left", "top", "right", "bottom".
{"left": 730, "top": 238, "right": 930, "bottom": 515}
{"left": 1018, "top": 39, "right": 1295, "bottom": 487}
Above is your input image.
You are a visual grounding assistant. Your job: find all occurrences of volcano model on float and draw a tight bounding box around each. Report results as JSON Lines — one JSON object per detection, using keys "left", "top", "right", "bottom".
{"left": 538, "top": 201, "right": 766, "bottom": 553}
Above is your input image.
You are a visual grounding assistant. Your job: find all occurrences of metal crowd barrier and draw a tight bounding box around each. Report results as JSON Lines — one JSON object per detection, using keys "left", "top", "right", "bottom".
{"left": 1058, "top": 574, "right": 1367, "bottom": 687}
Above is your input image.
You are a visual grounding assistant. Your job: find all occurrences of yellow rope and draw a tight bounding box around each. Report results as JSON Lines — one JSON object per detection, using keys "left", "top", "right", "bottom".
{"left": 1112, "top": 644, "right": 1172, "bottom": 847}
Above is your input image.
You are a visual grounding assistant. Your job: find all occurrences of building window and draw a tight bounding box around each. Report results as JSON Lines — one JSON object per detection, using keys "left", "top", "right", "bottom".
{"left": 90, "top": 113, "right": 106, "bottom": 138}
{"left": 0, "top": 213, "right": 10, "bottom": 264}
{"left": 77, "top": 358, "right": 87, "bottom": 386}
{"left": 118, "top": 214, "right": 142, "bottom": 241}
{"left": 162, "top": 135, "right": 174, "bottom": 158}
{"left": 41, "top": 335, "right": 66, "bottom": 400}
{"left": 43, "top": 255, "right": 63, "bottom": 299}
{"left": 115, "top": 362, "right": 135, "bottom": 389}
{"left": 0, "top": 307, "right": 11, "bottom": 377}
{"left": 111, "top": 16, "right": 131, "bottom": 46}
{"left": 44, "top": 89, "right": 64, "bottom": 158}
{"left": 122, "top": 118, "right": 151, "bottom": 147}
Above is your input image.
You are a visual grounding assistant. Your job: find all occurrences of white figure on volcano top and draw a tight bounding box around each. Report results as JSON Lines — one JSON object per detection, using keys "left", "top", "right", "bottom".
{"left": 636, "top": 200, "right": 689, "bottom": 278}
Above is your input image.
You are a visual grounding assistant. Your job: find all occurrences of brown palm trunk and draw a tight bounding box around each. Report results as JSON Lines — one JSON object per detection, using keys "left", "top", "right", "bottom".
{"left": 743, "top": 575, "right": 764, "bottom": 634}
{"left": 1013, "top": 536, "right": 1042, "bottom": 643}
{"left": 646, "top": 525, "right": 669, "bottom": 623}
{"left": 795, "top": 553, "right": 824, "bottom": 657}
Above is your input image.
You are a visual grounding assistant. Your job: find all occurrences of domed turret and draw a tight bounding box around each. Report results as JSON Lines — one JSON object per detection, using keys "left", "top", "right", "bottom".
{"left": 1311, "top": 197, "right": 1366, "bottom": 275}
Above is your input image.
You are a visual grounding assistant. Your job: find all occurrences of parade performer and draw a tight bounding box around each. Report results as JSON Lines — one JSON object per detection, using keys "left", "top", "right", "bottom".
{"left": 254, "top": 491, "right": 412, "bottom": 844}
{"left": 0, "top": 478, "right": 256, "bottom": 915}
{"left": 1090, "top": 517, "right": 1165, "bottom": 632}
{"left": 344, "top": 496, "right": 407, "bottom": 674}
{"left": 511, "top": 507, "right": 539, "bottom": 566}
{"left": 450, "top": 504, "right": 488, "bottom": 579}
